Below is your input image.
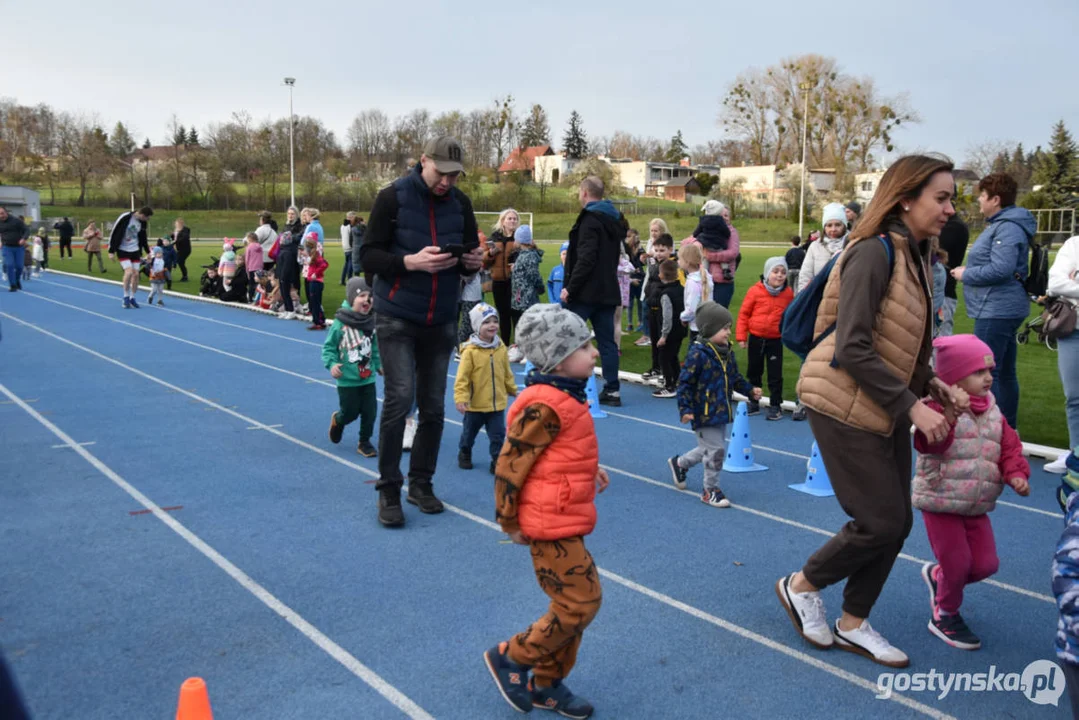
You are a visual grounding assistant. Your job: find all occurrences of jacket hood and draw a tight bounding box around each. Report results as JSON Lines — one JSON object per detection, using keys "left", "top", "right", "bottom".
{"left": 990, "top": 206, "right": 1037, "bottom": 237}
{"left": 584, "top": 199, "right": 621, "bottom": 220}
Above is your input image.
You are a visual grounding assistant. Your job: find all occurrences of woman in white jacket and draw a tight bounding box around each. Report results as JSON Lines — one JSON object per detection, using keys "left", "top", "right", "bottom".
{"left": 1048, "top": 235, "right": 1079, "bottom": 468}
{"left": 796, "top": 202, "right": 849, "bottom": 294}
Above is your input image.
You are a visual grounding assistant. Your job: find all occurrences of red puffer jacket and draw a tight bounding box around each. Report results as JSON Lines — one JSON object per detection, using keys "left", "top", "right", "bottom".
{"left": 510, "top": 384, "right": 598, "bottom": 540}
{"left": 736, "top": 281, "right": 793, "bottom": 342}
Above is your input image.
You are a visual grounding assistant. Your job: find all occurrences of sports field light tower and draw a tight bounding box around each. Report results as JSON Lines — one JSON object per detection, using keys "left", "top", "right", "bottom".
{"left": 284, "top": 77, "right": 296, "bottom": 208}
{"left": 797, "top": 81, "right": 810, "bottom": 241}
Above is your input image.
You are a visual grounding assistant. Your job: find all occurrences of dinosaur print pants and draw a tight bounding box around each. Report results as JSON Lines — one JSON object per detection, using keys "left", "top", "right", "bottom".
{"left": 507, "top": 536, "right": 602, "bottom": 686}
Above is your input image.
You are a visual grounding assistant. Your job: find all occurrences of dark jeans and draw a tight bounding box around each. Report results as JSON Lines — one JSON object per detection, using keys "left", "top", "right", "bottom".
{"left": 973, "top": 316, "right": 1024, "bottom": 429}
{"left": 659, "top": 328, "right": 686, "bottom": 390}
{"left": 308, "top": 280, "right": 325, "bottom": 326}
{"left": 565, "top": 301, "right": 619, "bottom": 392}
{"left": 2, "top": 246, "right": 23, "bottom": 288}
{"left": 492, "top": 280, "right": 514, "bottom": 345}
{"left": 177, "top": 250, "right": 191, "bottom": 280}
{"left": 59, "top": 238, "right": 72, "bottom": 257}
{"left": 747, "top": 335, "right": 783, "bottom": 405}
{"left": 714, "top": 282, "right": 735, "bottom": 308}
{"left": 802, "top": 409, "right": 913, "bottom": 618}
{"left": 336, "top": 384, "right": 377, "bottom": 442}
{"left": 459, "top": 410, "right": 506, "bottom": 461}
{"left": 340, "top": 252, "right": 353, "bottom": 284}
{"left": 375, "top": 314, "right": 456, "bottom": 491}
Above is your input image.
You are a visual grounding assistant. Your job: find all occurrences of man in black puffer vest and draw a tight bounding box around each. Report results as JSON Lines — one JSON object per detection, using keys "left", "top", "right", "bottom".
{"left": 562, "top": 176, "right": 626, "bottom": 406}
{"left": 360, "top": 136, "right": 483, "bottom": 527}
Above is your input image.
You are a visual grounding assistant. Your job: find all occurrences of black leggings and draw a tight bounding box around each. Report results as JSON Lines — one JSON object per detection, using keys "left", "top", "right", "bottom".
{"left": 659, "top": 328, "right": 686, "bottom": 391}
{"left": 177, "top": 251, "right": 191, "bottom": 280}
{"left": 746, "top": 335, "right": 784, "bottom": 405}
{"left": 491, "top": 280, "right": 514, "bottom": 345}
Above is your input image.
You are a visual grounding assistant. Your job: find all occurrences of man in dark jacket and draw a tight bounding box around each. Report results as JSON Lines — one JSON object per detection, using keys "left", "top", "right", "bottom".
{"left": 359, "top": 136, "right": 483, "bottom": 527}
{"left": 108, "top": 206, "right": 152, "bottom": 308}
{"left": 53, "top": 216, "right": 75, "bottom": 258}
{"left": 937, "top": 211, "right": 969, "bottom": 337}
{"left": 0, "top": 206, "right": 29, "bottom": 291}
{"left": 561, "top": 176, "right": 625, "bottom": 405}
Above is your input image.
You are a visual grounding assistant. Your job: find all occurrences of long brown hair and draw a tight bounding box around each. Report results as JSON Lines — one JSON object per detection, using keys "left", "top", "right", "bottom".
{"left": 851, "top": 155, "right": 954, "bottom": 241}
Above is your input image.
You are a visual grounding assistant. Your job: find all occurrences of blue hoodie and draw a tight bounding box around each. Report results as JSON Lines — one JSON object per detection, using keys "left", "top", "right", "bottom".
{"left": 961, "top": 205, "right": 1036, "bottom": 320}
{"left": 584, "top": 199, "right": 620, "bottom": 219}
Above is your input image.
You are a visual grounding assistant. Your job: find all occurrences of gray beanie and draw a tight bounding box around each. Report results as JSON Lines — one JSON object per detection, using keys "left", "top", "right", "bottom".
{"left": 695, "top": 301, "right": 733, "bottom": 340}
{"left": 763, "top": 256, "right": 788, "bottom": 279}
{"left": 515, "top": 304, "right": 592, "bottom": 373}
{"left": 346, "top": 276, "right": 371, "bottom": 306}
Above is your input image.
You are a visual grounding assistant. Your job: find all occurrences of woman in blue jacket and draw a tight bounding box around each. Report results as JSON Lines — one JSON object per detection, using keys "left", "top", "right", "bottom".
{"left": 951, "top": 173, "right": 1036, "bottom": 429}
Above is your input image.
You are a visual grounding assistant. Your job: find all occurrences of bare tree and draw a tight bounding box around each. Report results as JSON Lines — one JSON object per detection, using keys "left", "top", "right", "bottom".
{"left": 486, "top": 95, "right": 517, "bottom": 168}
{"left": 57, "top": 113, "right": 110, "bottom": 206}
{"left": 964, "top": 139, "right": 1015, "bottom": 177}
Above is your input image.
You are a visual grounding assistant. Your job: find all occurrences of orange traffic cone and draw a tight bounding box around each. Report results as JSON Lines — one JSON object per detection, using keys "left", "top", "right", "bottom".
{"left": 176, "top": 677, "right": 213, "bottom": 720}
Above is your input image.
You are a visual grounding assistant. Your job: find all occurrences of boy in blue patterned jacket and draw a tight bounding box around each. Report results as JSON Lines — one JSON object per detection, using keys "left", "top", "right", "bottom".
{"left": 1052, "top": 450, "right": 1079, "bottom": 716}
{"left": 668, "top": 302, "right": 761, "bottom": 507}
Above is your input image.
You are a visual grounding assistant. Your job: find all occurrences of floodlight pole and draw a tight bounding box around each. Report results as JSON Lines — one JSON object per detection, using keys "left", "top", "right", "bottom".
{"left": 798, "top": 82, "right": 810, "bottom": 240}
{"left": 284, "top": 77, "right": 296, "bottom": 208}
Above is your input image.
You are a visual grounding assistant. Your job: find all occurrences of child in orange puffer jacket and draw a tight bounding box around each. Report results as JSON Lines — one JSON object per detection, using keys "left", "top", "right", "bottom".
{"left": 736, "top": 256, "right": 793, "bottom": 420}
{"left": 483, "top": 303, "right": 609, "bottom": 720}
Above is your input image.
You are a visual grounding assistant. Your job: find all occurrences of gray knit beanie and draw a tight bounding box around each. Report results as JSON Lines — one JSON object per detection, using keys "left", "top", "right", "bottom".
{"left": 695, "top": 301, "right": 733, "bottom": 340}
{"left": 346, "top": 276, "right": 371, "bottom": 306}
{"left": 515, "top": 304, "right": 592, "bottom": 373}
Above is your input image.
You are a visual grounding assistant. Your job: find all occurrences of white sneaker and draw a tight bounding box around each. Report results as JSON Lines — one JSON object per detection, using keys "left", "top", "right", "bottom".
{"left": 776, "top": 574, "right": 833, "bottom": 649}
{"left": 1045, "top": 451, "right": 1070, "bottom": 474}
{"left": 507, "top": 345, "right": 524, "bottom": 363}
{"left": 402, "top": 417, "right": 417, "bottom": 452}
{"left": 277, "top": 311, "right": 294, "bottom": 320}
{"left": 832, "top": 619, "right": 909, "bottom": 668}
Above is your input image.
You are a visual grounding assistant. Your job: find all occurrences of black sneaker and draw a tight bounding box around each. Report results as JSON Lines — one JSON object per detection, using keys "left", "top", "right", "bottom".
{"left": 929, "top": 612, "right": 981, "bottom": 650}
{"left": 406, "top": 482, "right": 444, "bottom": 514}
{"left": 667, "top": 455, "right": 687, "bottom": 490}
{"left": 357, "top": 440, "right": 377, "bottom": 458}
{"left": 921, "top": 563, "right": 939, "bottom": 613}
{"left": 747, "top": 401, "right": 761, "bottom": 415}
{"left": 598, "top": 389, "right": 621, "bottom": 407}
{"left": 378, "top": 488, "right": 405, "bottom": 527}
{"left": 458, "top": 450, "right": 473, "bottom": 470}
{"left": 766, "top": 406, "right": 782, "bottom": 421}
{"left": 328, "top": 412, "right": 343, "bottom": 444}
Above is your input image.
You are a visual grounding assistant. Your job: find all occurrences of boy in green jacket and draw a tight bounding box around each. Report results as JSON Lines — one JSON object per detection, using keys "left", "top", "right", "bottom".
{"left": 325, "top": 277, "right": 381, "bottom": 457}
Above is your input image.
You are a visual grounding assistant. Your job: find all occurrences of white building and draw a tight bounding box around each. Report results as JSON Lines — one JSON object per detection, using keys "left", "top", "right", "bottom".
{"left": 854, "top": 170, "right": 886, "bottom": 206}
{"left": 0, "top": 186, "right": 41, "bottom": 221}
{"left": 533, "top": 154, "right": 581, "bottom": 186}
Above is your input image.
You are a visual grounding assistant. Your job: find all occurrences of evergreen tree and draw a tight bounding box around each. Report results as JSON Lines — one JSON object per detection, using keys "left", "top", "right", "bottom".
{"left": 1006, "top": 143, "right": 1030, "bottom": 189}
{"left": 518, "top": 104, "right": 550, "bottom": 148}
{"left": 562, "top": 111, "right": 588, "bottom": 160}
{"left": 109, "top": 122, "right": 136, "bottom": 157}
{"left": 142, "top": 137, "right": 152, "bottom": 149}
{"left": 172, "top": 124, "right": 187, "bottom": 146}
{"left": 665, "top": 130, "right": 689, "bottom": 163}
{"left": 1033, "top": 121, "right": 1078, "bottom": 206}
{"left": 187, "top": 127, "right": 200, "bottom": 146}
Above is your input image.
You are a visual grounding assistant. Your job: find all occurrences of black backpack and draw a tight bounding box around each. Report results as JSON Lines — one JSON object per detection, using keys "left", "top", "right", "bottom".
{"left": 1025, "top": 237, "right": 1050, "bottom": 299}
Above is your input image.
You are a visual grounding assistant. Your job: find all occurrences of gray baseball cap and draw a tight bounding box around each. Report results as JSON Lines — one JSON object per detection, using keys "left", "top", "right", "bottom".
{"left": 423, "top": 136, "right": 465, "bottom": 174}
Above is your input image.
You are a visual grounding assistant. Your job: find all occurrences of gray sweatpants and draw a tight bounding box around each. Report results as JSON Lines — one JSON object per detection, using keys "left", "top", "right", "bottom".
{"left": 678, "top": 425, "right": 727, "bottom": 491}
{"left": 148, "top": 280, "right": 165, "bottom": 303}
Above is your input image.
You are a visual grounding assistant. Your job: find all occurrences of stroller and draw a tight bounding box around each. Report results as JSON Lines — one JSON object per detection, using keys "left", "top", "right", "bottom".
{"left": 1017, "top": 295, "right": 1058, "bottom": 351}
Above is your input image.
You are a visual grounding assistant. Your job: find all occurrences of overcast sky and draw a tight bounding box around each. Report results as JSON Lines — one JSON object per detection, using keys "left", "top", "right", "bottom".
{"left": 10, "top": 0, "right": 1077, "bottom": 166}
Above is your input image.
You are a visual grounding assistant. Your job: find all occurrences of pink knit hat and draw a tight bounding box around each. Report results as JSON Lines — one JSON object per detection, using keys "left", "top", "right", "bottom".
{"left": 932, "top": 334, "right": 995, "bottom": 386}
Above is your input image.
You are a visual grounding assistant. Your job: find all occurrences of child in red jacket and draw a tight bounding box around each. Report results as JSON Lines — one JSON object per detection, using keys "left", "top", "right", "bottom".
{"left": 483, "top": 304, "right": 608, "bottom": 720}
{"left": 736, "top": 256, "right": 793, "bottom": 420}
{"left": 303, "top": 238, "right": 330, "bottom": 330}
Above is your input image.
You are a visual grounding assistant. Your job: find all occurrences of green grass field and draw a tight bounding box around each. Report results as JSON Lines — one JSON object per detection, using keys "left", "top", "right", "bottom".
{"left": 49, "top": 219, "right": 1068, "bottom": 449}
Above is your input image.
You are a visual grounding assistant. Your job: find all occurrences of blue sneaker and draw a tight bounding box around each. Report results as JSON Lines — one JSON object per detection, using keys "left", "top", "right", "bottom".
{"left": 530, "top": 679, "right": 594, "bottom": 719}
{"left": 122, "top": 296, "right": 130, "bottom": 309}
{"left": 483, "top": 642, "right": 532, "bottom": 713}
{"left": 129, "top": 296, "right": 140, "bottom": 309}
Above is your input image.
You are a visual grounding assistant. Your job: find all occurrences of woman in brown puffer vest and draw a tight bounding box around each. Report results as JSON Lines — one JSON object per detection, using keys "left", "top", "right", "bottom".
{"left": 483, "top": 208, "right": 519, "bottom": 345}
{"left": 775, "top": 155, "right": 969, "bottom": 669}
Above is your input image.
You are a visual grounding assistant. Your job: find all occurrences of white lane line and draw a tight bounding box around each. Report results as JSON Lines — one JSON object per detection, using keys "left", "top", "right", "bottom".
{"left": 7, "top": 304, "right": 1055, "bottom": 605}
{"left": 35, "top": 277, "right": 322, "bottom": 348}
{"left": 997, "top": 500, "right": 1062, "bottom": 519}
{"left": 600, "top": 464, "right": 1055, "bottom": 605}
{"left": 0, "top": 381, "right": 434, "bottom": 720}
{"left": 6, "top": 314, "right": 952, "bottom": 719}
{"left": 248, "top": 423, "right": 284, "bottom": 431}
{"left": 51, "top": 441, "right": 96, "bottom": 449}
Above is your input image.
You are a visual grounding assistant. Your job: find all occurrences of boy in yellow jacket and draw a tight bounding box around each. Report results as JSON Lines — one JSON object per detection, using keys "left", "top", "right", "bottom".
{"left": 454, "top": 303, "right": 518, "bottom": 473}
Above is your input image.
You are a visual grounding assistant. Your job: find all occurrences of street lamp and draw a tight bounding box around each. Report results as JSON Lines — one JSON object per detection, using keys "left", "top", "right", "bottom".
{"left": 797, "top": 81, "right": 811, "bottom": 241}
{"left": 284, "top": 77, "right": 296, "bottom": 209}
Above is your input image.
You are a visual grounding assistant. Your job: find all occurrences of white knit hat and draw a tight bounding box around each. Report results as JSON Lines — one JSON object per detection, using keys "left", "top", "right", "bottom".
{"left": 821, "top": 202, "right": 847, "bottom": 229}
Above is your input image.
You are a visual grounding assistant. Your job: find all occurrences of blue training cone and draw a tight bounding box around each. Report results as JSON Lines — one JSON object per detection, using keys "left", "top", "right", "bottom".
{"left": 517, "top": 359, "right": 535, "bottom": 378}
{"left": 722, "top": 401, "right": 767, "bottom": 473}
{"left": 788, "top": 441, "right": 835, "bottom": 497}
{"left": 585, "top": 374, "right": 607, "bottom": 419}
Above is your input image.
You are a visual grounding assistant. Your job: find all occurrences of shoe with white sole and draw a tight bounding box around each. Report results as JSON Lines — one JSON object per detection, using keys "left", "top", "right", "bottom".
{"left": 1045, "top": 451, "right": 1070, "bottom": 474}
{"left": 832, "top": 619, "right": 909, "bottom": 667}
{"left": 775, "top": 573, "right": 833, "bottom": 649}
{"left": 402, "top": 417, "right": 417, "bottom": 452}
